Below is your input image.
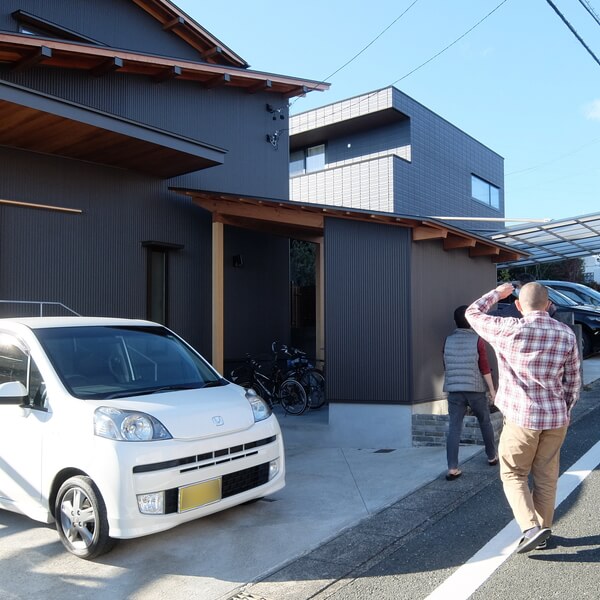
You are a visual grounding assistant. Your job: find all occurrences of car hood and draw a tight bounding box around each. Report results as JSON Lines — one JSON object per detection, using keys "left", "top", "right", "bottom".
{"left": 93, "top": 384, "right": 256, "bottom": 440}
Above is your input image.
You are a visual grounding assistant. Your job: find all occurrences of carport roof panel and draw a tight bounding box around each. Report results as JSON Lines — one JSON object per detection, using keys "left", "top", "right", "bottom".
{"left": 0, "top": 79, "right": 226, "bottom": 178}
{"left": 490, "top": 213, "right": 600, "bottom": 267}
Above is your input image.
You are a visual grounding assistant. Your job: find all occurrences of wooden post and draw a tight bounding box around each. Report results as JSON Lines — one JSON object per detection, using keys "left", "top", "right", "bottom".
{"left": 212, "top": 220, "right": 224, "bottom": 373}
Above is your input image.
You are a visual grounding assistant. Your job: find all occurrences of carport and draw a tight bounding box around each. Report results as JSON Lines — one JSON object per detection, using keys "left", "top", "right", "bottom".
{"left": 172, "top": 188, "right": 525, "bottom": 447}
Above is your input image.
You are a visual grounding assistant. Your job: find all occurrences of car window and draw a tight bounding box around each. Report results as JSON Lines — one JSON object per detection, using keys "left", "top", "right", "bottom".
{"left": 0, "top": 333, "right": 46, "bottom": 408}
{"left": 34, "top": 325, "right": 222, "bottom": 400}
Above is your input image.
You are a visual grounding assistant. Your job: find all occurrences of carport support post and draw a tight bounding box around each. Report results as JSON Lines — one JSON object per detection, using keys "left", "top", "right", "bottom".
{"left": 212, "top": 219, "right": 224, "bottom": 373}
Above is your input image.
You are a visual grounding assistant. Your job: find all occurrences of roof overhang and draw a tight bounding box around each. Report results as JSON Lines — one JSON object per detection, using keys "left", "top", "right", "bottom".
{"left": 171, "top": 188, "right": 526, "bottom": 263}
{"left": 0, "top": 33, "right": 329, "bottom": 98}
{"left": 129, "top": 0, "right": 248, "bottom": 68}
{"left": 0, "top": 79, "right": 226, "bottom": 177}
{"left": 489, "top": 213, "right": 600, "bottom": 268}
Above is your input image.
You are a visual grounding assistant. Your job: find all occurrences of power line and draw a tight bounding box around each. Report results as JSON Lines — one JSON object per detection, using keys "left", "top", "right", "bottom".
{"left": 391, "top": 0, "right": 510, "bottom": 85}
{"left": 578, "top": 0, "right": 600, "bottom": 27}
{"left": 292, "top": 0, "right": 511, "bottom": 127}
{"left": 544, "top": 0, "right": 600, "bottom": 67}
{"left": 290, "top": 0, "right": 423, "bottom": 108}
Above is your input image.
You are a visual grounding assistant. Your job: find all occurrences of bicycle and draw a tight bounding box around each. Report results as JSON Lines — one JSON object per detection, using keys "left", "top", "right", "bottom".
{"left": 279, "top": 344, "right": 326, "bottom": 410}
{"left": 230, "top": 350, "right": 308, "bottom": 415}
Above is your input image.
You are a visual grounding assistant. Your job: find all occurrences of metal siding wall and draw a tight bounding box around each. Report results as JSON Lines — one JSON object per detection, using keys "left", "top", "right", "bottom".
{"left": 0, "top": 146, "right": 213, "bottom": 355}
{"left": 1, "top": 0, "right": 202, "bottom": 61}
{"left": 325, "top": 218, "right": 412, "bottom": 404}
{"left": 410, "top": 240, "right": 497, "bottom": 404}
{"left": 390, "top": 88, "right": 504, "bottom": 232}
{"left": 0, "top": 67, "right": 290, "bottom": 200}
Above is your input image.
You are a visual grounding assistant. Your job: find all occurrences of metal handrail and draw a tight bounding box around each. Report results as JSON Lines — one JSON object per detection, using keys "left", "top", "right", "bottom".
{"left": 0, "top": 300, "right": 81, "bottom": 317}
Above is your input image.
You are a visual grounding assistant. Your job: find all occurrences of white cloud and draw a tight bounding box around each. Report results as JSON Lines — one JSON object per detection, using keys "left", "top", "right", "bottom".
{"left": 583, "top": 99, "right": 600, "bottom": 121}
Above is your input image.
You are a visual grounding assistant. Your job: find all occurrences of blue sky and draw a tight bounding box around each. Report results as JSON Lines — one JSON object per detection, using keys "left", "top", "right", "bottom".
{"left": 176, "top": 0, "right": 600, "bottom": 224}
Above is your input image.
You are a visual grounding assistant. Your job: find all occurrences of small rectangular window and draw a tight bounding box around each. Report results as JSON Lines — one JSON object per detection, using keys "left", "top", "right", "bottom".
{"left": 290, "top": 150, "right": 305, "bottom": 176}
{"left": 471, "top": 175, "right": 500, "bottom": 210}
{"left": 306, "top": 145, "right": 325, "bottom": 172}
{"left": 290, "top": 144, "right": 326, "bottom": 176}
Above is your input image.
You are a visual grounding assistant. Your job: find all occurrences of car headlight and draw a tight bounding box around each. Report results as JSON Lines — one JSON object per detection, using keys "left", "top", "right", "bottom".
{"left": 246, "top": 389, "right": 271, "bottom": 422}
{"left": 94, "top": 407, "right": 172, "bottom": 441}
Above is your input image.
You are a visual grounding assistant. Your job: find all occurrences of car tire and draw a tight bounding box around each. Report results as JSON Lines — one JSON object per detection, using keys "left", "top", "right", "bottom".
{"left": 55, "top": 475, "right": 115, "bottom": 559}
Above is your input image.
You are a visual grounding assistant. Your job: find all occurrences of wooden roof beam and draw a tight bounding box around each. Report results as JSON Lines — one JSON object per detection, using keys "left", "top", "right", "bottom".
{"left": 248, "top": 79, "right": 272, "bottom": 94}
{"left": 153, "top": 65, "right": 182, "bottom": 83}
{"left": 469, "top": 244, "right": 500, "bottom": 257}
{"left": 12, "top": 45, "right": 51, "bottom": 73}
{"left": 202, "top": 46, "right": 223, "bottom": 60}
{"left": 443, "top": 235, "right": 476, "bottom": 250}
{"left": 91, "top": 57, "right": 123, "bottom": 77}
{"left": 412, "top": 226, "right": 448, "bottom": 241}
{"left": 163, "top": 16, "right": 184, "bottom": 30}
{"left": 283, "top": 85, "right": 309, "bottom": 99}
{"left": 493, "top": 251, "right": 522, "bottom": 263}
{"left": 204, "top": 73, "right": 230, "bottom": 88}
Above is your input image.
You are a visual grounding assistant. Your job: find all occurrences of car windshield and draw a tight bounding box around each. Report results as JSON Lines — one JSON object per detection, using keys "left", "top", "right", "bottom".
{"left": 34, "top": 325, "right": 223, "bottom": 400}
{"left": 546, "top": 287, "right": 579, "bottom": 307}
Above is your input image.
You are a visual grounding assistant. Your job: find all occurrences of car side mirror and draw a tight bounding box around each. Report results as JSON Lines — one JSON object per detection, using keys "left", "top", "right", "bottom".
{"left": 0, "top": 381, "right": 28, "bottom": 405}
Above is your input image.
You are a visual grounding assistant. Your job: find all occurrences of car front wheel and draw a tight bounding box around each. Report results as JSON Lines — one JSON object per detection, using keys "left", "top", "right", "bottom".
{"left": 55, "top": 475, "right": 115, "bottom": 559}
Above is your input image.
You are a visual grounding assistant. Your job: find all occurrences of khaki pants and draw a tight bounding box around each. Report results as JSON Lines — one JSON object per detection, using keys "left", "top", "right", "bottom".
{"left": 499, "top": 420, "right": 568, "bottom": 532}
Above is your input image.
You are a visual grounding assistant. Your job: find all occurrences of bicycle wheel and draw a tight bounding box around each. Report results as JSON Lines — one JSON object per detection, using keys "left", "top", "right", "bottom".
{"left": 279, "top": 378, "right": 308, "bottom": 415}
{"left": 300, "top": 369, "right": 326, "bottom": 409}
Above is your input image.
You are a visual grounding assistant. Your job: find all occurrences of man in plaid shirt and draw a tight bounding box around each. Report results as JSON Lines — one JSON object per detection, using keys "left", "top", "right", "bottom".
{"left": 466, "top": 282, "right": 581, "bottom": 553}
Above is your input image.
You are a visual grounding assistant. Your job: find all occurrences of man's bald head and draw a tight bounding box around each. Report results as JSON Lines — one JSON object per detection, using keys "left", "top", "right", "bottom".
{"left": 518, "top": 282, "right": 549, "bottom": 313}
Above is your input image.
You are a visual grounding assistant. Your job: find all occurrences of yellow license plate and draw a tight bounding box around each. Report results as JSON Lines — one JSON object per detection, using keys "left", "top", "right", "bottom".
{"left": 179, "top": 478, "right": 222, "bottom": 512}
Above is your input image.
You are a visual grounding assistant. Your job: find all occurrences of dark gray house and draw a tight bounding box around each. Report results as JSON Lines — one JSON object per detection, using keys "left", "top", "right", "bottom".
{"left": 0, "top": 0, "right": 327, "bottom": 368}
{"left": 0, "top": 2, "right": 524, "bottom": 448}
{"left": 290, "top": 86, "right": 504, "bottom": 234}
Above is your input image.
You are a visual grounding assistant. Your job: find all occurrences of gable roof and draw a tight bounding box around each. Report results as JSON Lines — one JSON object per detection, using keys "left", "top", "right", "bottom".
{"left": 130, "top": 0, "right": 247, "bottom": 68}
{"left": 0, "top": 33, "right": 329, "bottom": 98}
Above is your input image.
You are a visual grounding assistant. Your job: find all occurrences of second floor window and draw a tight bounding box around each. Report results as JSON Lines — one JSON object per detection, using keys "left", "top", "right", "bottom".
{"left": 471, "top": 175, "right": 500, "bottom": 209}
{"left": 290, "top": 144, "right": 325, "bottom": 176}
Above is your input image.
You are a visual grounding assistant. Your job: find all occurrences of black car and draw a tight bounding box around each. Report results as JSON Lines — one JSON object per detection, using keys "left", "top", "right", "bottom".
{"left": 495, "top": 286, "right": 600, "bottom": 357}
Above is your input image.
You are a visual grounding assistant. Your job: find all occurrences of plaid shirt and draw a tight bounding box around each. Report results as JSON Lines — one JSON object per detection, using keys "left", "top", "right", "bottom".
{"left": 466, "top": 289, "right": 581, "bottom": 430}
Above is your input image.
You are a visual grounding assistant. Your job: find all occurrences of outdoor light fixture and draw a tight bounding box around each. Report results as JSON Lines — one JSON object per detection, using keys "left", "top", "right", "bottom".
{"left": 232, "top": 254, "right": 243, "bottom": 268}
{"left": 266, "top": 130, "right": 281, "bottom": 148}
{"left": 266, "top": 103, "right": 285, "bottom": 120}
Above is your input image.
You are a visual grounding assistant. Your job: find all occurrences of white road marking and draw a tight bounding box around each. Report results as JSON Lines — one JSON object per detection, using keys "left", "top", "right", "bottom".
{"left": 425, "top": 438, "right": 600, "bottom": 600}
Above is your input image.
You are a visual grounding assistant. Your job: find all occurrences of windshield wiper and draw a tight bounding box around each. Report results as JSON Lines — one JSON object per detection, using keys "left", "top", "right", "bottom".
{"left": 104, "top": 383, "right": 201, "bottom": 399}
{"left": 201, "top": 379, "right": 227, "bottom": 388}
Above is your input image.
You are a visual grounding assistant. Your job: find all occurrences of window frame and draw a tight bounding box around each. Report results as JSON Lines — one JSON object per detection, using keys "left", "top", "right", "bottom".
{"left": 471, "top": 174, "right": 500, "bottom": 210}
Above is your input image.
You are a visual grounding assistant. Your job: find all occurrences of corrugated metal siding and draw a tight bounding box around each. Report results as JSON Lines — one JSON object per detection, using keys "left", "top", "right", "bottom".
{"left": 325, "top": 218, "right": 412, "bottom": 404}
{"left": 1, "top": 66, "right": 290, "bottom": 200}
{"left": 2, "top": 0, "right": 202, "bottom": 61}
{"left": 410, "top": 240, "right": 497, "bottom": 404}
{"left": 0, "top": 145, "right": 213, "bottom": 354}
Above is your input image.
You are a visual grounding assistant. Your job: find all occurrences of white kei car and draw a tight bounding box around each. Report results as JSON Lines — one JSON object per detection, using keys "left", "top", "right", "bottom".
{"left": 0, "top": 317, "right": 285, "bottom": 559}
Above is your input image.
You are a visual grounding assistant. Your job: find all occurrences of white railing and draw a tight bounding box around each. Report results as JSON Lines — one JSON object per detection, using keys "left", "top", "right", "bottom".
{"left": 0, "top": 300, "right": 80, "bottom": 317}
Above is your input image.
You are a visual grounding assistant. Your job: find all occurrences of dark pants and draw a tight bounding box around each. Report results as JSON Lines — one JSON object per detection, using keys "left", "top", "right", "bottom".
{"left": 447, "top": 391, "right": 496, "bottom": 471}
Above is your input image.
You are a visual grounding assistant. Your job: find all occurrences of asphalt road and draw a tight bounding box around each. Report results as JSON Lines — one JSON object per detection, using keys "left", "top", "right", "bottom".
{"left": 242, "top": 381, "right": 600, "bottom": 600}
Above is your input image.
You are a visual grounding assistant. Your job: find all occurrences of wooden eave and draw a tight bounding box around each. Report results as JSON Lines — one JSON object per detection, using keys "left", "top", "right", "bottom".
{"left": 171, "top": 189, "right": 527, "bottom": 264}
{"left": 0, "top": 34, "right": 329, "bottom": 97}
{"left": 0, "top": 80, "right": 226, "bottom": 177}
{"left": 130, "top": 0, "right": 247, "bottom": 68}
